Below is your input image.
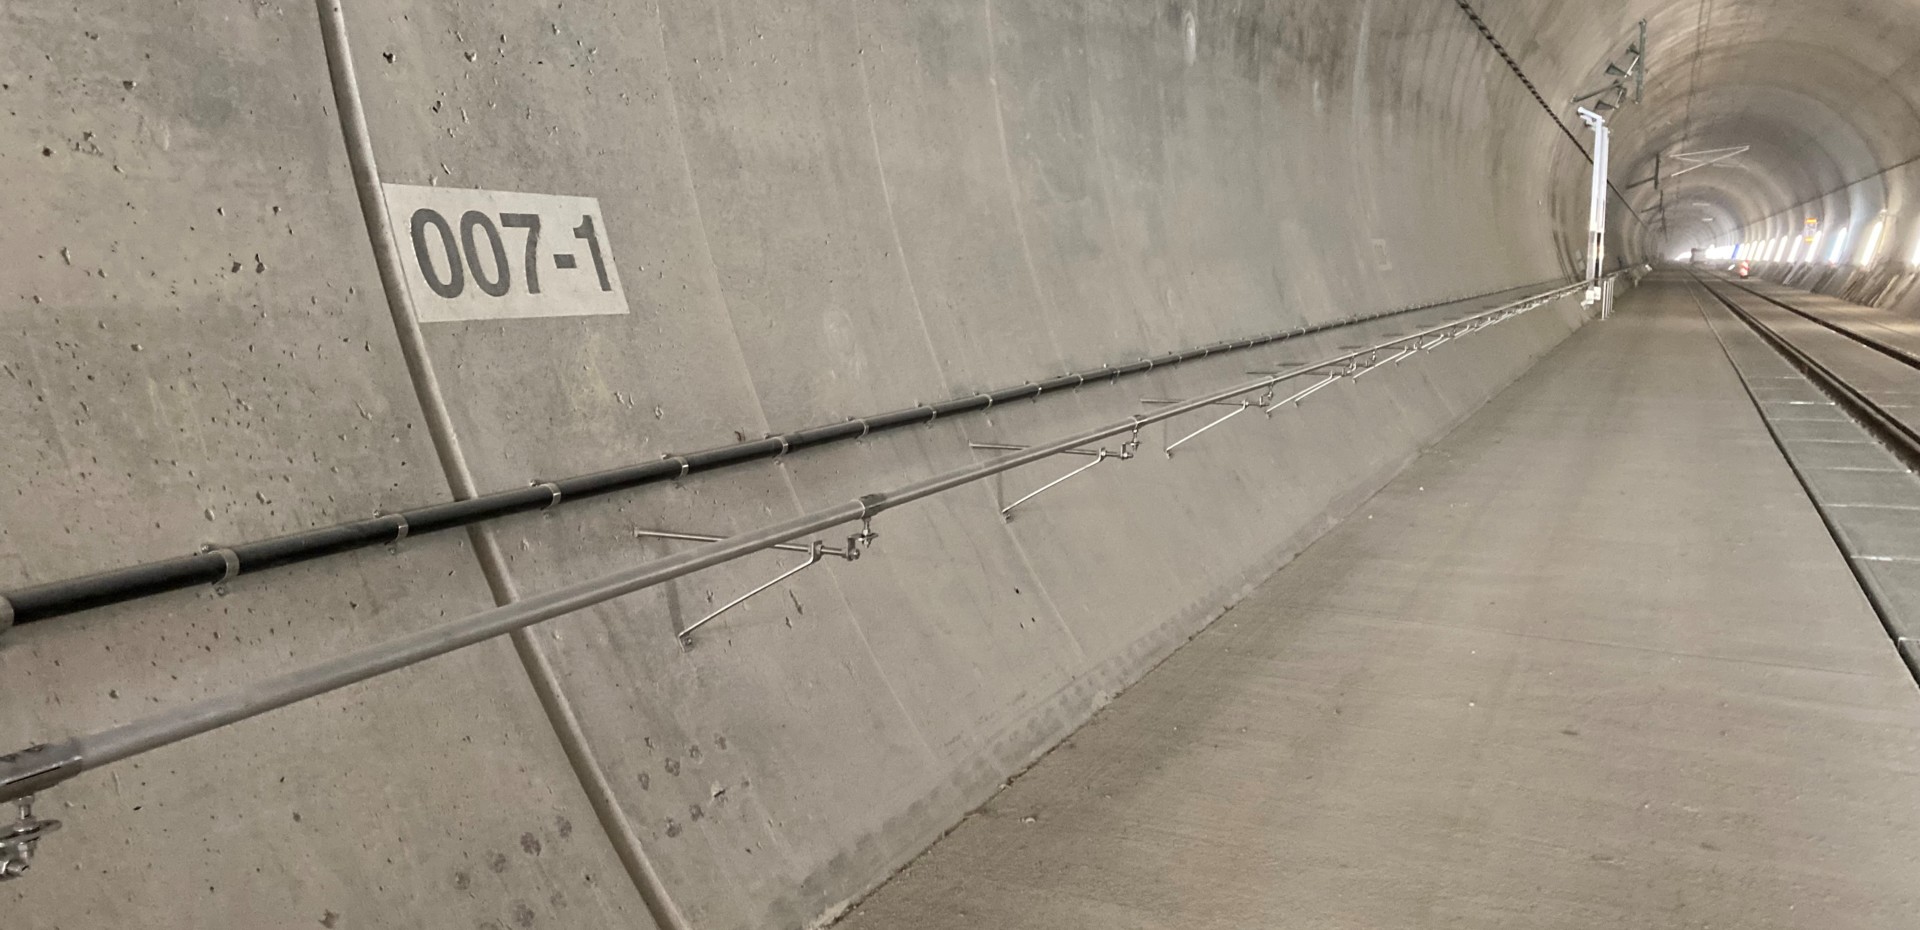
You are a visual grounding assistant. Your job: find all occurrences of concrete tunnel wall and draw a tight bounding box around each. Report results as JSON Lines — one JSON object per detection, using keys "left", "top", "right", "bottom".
{"left": 4, "top": 2, "right": 1604, "bottom": 928}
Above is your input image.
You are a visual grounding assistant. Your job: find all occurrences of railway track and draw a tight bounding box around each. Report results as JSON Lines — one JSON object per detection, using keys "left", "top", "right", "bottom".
{"left": 1693, "top": 272, "right": 1920, "bottom": 471}
{"left": 1692, "top": 270, "right": 1920, "bottom": 681}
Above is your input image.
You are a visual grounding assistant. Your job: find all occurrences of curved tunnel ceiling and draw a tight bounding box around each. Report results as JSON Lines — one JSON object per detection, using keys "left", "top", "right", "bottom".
{"left": 1494, "top": 0, "right": 1920, "bottom": 262}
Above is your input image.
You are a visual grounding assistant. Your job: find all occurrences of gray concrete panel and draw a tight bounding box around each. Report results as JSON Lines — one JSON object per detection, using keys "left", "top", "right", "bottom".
{"left": 305, "top": 2, "right": 1599, "bottom": 926}
{"left": 0, "top": 2, "right": 653, "bottom": 927}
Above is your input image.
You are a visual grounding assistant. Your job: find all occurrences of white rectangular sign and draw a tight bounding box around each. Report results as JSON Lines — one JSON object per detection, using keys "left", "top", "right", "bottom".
{"left": 380, "top": 184, "right": 629, "bottom": 323}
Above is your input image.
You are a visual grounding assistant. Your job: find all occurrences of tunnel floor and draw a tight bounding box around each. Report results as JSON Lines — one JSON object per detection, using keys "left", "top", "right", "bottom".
{"left": 835, "top": 274, "right": 1920, "bottom": 928}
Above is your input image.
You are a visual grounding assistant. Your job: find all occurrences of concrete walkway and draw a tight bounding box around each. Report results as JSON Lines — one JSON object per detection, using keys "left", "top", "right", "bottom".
{"left": 837, "top": 274, "right": 1920, "bottom": 929}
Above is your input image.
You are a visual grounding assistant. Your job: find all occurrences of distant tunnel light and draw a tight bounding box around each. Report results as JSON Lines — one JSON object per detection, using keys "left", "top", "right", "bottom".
{"left": 1860, "top": 218, "right": 1888, "bottom": 266}
{"left": 1827, "top": 227, "right": 1851, "bottom": 264}
{"left": 1705, "top": 244, "right": 1736, "bottom": 260}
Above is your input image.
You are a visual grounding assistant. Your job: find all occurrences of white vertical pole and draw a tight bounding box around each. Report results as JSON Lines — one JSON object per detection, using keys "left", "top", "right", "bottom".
{"left": 1578, "top": 107, "right": 1611, "bottom": 307}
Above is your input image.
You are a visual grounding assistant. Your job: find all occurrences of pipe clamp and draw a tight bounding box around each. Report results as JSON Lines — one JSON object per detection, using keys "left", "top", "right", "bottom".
{"left": 199, "top": 547, "right": 240, "bottom": 586}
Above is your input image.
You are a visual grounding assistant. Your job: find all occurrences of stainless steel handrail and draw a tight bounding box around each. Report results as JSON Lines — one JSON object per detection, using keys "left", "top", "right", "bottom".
{"left": 0, "top": 274, "right": 1618, "bottom": 872}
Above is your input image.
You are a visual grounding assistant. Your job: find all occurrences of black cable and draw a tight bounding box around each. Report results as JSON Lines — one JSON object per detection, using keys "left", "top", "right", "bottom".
{"left": 0, "top": 278, "right": 1565, "bottom": 627}
{"left": 1450, "top": 0, "right": 1647, "bottom": 227}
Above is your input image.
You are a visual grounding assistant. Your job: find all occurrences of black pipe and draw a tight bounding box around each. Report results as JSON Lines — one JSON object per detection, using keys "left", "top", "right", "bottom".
{"left": 0, "top": 278, "right": 1565, "bottom": 628}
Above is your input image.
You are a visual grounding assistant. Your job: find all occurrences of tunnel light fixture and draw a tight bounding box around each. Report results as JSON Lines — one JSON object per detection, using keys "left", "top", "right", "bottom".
{"left": 1860, "top": 217, "right": 1888, "bottom": 266}
{"left": 1804, "top": 228, "right": 1824, "bottom": 263}
{"left": 1827, "top": 227, "right": 1850, "bottom": 264}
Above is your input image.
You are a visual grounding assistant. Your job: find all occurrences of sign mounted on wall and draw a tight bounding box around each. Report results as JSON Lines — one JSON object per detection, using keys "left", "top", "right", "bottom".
{"left": 380, "top": 184, "right": 629, "bottom": 323}
{"left": 1805, "top": 216, "right": 1820, "bottom": 244}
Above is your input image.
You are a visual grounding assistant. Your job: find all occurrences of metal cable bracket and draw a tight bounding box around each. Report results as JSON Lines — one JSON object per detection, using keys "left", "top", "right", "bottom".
{"left": 1164, "top": 399, "right": 1258, "bottom": 456}
{"left": 633, "top": 528, "right": 876, "bottom": 640}
{"left": 968, "top": 436, "right": 1138, "bottom": 517}
{"left": 0, "top": 738, "right": 79, "bottom": 881}
{"left": 531, "top": 482, "right": 563, "bottom": 510}
{"left": 846, "top": 515, "right": 878, "bottom": 556}
{"left": 0, "top": 795, "right": 60, "bottom": 881}
{"left": 1248, "top": 361, "right": 1308, "bottom": 376}
{"left": 1279, "top": 373, "right": 1343, "bottom": 407}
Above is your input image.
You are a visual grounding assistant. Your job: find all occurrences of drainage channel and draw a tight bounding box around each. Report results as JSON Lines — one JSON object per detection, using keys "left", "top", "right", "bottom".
{"left": 1691, "top": 272, "right": 1920, "bottom": 682}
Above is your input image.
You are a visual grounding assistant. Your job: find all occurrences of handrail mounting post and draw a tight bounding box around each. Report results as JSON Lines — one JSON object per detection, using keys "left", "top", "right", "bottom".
{"left": 632, "top": 529, "right": 877, "bottom": 642}
{"left": 0, "top": 795, "right": 61, "bottom": 881}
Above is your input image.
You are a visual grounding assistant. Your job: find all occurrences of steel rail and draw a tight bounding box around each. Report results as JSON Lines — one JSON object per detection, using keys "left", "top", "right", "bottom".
{"left": 1691, "top": 273, "right": 1920, "bottom": 684}
{"left": 1719, "top": 278, "right": 1920, "bottom": 373}
{"left": 0, "top": 279, "right": 1567, "bottom": 630}
{"left": 1693, "top": 274, "right": 1920, "bottom": 471}
{"left": 0, "top": 277, "right": 1601, "bottom": 807}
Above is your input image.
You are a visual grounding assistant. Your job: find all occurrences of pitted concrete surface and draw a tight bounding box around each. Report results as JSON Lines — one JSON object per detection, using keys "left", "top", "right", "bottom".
{"left": 3, "top": 3, "right": 1590, "bottom": 926}
{"left": 835, "top": 275, "right": 1920, "bottom": 929}
{"left": 8, "top": 0, "right": 1920, "bottom": 925}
